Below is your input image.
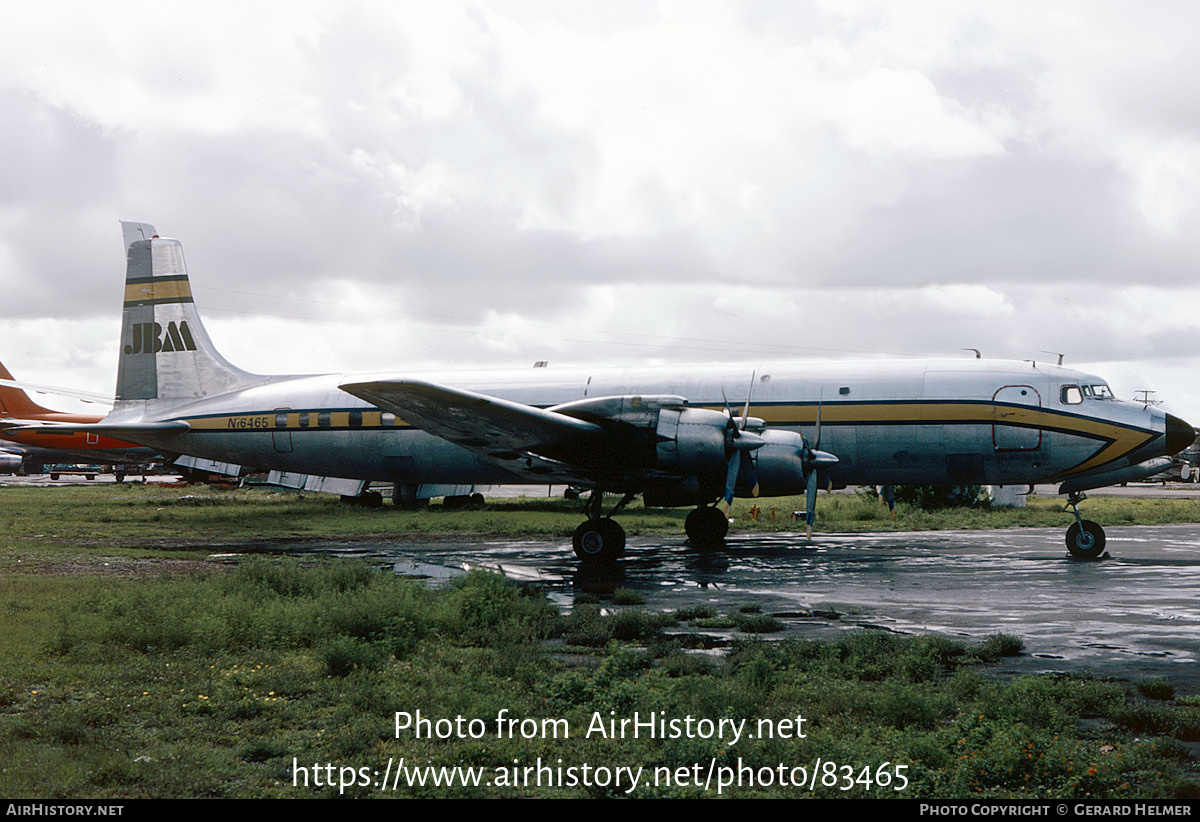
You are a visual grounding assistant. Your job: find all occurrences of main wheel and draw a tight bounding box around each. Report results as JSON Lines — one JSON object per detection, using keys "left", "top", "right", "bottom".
{"left": 573, "top": 518, "right": 625, "bottom": 562}
{"left": 685, "top": 506, "right": 729, "bottom": 550}
{"left": 1066, "top": 519, "right": 1106, "bottom": 559}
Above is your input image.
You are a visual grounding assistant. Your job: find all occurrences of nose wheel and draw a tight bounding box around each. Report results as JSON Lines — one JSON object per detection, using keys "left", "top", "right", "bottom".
{"left": 1064, "top": 492, "right": 1106, "bottom": 559}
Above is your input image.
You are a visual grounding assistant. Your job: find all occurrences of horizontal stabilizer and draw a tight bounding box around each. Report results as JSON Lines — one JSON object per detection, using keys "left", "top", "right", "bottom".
{"left": 17, "top": 420, "right": 191, "bottom": 436}
{"left": 0, "top": 379, "right": 113, "bottom": 405}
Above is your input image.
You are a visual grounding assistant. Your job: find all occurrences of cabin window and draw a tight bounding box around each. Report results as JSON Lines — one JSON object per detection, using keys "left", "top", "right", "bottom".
{"left": 299, "top": 412, "right": 310, "bottom": 428}
{"left": 274, "top": 411, "right": 289, "bottom": 428}
{"left": 381, "top": 412, "right": 396, "bottom": 426}
{"left": 349, "top": 410, "right": 363, "bottom": 428}
{"left": 1060, "top": 385, "right": 1083, "bottom": 405}
{"left": 318, "top": 411, "right": 332, "bottom": 428}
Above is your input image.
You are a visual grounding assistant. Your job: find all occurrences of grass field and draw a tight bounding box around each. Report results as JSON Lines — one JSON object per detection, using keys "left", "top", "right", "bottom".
{"left": 6, "top": 482, "right": 1200, "bottom": 549}
{"left": 2, "top": 483, "right": 1198, "bottom": 798}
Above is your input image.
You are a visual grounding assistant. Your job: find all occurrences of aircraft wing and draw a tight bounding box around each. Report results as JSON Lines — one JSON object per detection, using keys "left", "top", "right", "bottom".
{"left": 340, "top": 378, "right": 609, "bottom": 483}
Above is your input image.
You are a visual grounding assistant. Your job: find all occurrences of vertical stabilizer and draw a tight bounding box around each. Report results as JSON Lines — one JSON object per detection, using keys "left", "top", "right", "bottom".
{"left": 116, "top": 221, "right": 261, "bottom": 403}
{"left": 0, "top": 360, "right": 57, "bottom": 419}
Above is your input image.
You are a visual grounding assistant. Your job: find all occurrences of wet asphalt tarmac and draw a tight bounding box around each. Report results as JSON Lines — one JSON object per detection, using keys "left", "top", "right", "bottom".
{"left": 274, "top": 522, "right": 1200, "bottom": 686}
{"left": 8, "top": 474, "right": 1196, "bottom": 684}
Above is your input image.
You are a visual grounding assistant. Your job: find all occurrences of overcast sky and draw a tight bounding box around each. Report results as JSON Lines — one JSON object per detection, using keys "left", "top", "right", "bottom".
{"left": 2, "top": 1, "right": 1199, "bottom": 421}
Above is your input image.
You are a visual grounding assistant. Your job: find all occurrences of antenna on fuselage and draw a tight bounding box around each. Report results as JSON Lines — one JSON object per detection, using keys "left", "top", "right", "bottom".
{"left": 1042, "top": 350, "right": 1065, "bottom": 366}
{"left": 963, "top": 348, "right": 981, "bottom": 359}
{"left": 1135, "top": 390, "right": 1161, "bottom": 408}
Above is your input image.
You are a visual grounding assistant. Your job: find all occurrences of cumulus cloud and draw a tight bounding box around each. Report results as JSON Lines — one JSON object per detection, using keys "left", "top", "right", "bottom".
{"left": 1, "top": 0, "right": 1199, "bottom": 418}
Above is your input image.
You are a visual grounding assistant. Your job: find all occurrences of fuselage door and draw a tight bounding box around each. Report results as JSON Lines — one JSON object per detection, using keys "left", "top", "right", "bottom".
{"left": 993, "top": 385, "right": 1041, "bottom": 451}
{"left": 273, "top": 408, "right": 294, "bottom": 453}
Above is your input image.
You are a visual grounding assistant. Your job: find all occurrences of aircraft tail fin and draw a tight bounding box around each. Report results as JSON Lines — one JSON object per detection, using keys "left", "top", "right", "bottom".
{"left": 0, "top": 360, "right": 58, "bottom": 420}
{"left": 116, "top": 221, "right": 262, "bottom": 404}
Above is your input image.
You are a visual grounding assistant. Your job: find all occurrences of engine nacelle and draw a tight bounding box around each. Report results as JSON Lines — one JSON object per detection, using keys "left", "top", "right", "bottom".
{"left": 655, "top": 407, "right": 732, "bottom": 479}
{"left": 753, "top": 429, "right": 808, "bottom": 495}
{"left": 0, "top": 453, "right": 22, "bottom": 474}
{"left": 653, "top": 409, "right": 813, "bottom": 499}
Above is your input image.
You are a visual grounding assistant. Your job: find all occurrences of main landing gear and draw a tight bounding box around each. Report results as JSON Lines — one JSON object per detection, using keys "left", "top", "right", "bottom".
{"left": 572, "top": 491, "right": 636, "bottom": 563}
{"left": 684, "top": 505, "right": 729, "bottom": 550}
{"left": 572, "top": 494, "right": 734, "bottom": 562}
{"left": 1064, "top": 491, "right": 1106, "bottom": 559}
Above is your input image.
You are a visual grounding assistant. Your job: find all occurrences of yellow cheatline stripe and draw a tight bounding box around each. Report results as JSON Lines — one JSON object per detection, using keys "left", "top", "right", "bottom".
{"left": 123, "top": 279, "right": 193, "bottom": 304}
{"left": 987, "top": 405, "right": 1154, "bottom": 477}
{"left": 709, "top": 401, "right": 1157, "bottom": 476}
{"left": 181, "top": 401, "right": 1155, "bottom": 477}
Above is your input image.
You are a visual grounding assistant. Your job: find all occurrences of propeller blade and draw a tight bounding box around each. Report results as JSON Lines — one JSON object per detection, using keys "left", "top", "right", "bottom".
{"left": 720, "top": 451, "right": 740, "bottom": 514}
{"left": 804, "top": 469, "right": 818, "bottom": 539}
{"left": 720, "top": 434, "right": 765, "bottom": 514}
{"left": 799, "top": 399, "right": 834, "bottom": 539}
{"left": 741, "top": 448, "right": 760, "bottom": 498}
{"left": 741, "top": 369, "right": 756, "bottom": 430}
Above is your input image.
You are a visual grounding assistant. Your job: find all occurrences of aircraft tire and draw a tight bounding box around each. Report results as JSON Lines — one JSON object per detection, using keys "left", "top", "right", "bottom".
{"left": 1066, "top": 520, "right": 1105, "bottom": 559}
{"left": 685, "top": 506, "right": 729, "bottom": 550}
{"left": 573, "top": 518, "right": 625, "bottom": 563}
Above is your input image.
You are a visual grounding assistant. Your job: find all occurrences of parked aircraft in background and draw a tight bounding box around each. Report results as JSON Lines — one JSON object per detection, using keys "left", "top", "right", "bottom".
{"left": 0, "top": 445, "right": 22, "bottom": 474}
{"left": 16, "top": 222, "right": 1194, "bottom": 562}
{"left": 0, "top": 359, "right": 156, "bottom": 477}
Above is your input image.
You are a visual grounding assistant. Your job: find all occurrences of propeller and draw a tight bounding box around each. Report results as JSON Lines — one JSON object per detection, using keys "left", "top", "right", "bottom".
{"left": 718, "top": 374, "right": 764, "bottom": 514}
{"left": 800, "top": 400, "right": 839, "bottom": 538}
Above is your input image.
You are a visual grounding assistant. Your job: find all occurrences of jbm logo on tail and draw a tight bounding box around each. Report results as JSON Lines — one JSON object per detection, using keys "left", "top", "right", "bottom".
{"left": 124, "top": 321, "right": 197, "bottom": 355}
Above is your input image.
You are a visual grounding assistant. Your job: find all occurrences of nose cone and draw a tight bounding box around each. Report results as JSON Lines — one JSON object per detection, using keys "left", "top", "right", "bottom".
{"left": 1166, "top": 413, "right": 1196, "bottom": 456}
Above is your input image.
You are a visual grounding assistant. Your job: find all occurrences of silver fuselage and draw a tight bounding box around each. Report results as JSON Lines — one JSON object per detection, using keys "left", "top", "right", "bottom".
{"left": 107, "top": 357, "right": 1177, "bottom": 492}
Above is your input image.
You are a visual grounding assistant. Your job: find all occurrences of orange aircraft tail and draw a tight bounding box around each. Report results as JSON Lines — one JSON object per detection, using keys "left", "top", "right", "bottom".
{"left": 0, "top": 360, "right": 65, "bottom": 421}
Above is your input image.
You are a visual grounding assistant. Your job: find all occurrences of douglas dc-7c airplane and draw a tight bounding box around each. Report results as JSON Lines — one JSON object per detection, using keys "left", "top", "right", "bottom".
{"left": 19, "top": 222, "right": 1195, "bottom": 563}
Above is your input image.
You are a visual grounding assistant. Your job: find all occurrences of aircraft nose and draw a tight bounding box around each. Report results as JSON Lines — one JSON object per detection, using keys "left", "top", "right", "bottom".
{"left": 1165, "top": 413, "right": 1196, "bottom": 456}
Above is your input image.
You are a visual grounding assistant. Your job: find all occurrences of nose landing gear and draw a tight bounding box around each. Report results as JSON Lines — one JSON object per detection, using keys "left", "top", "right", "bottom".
{"left": 1064, "top": 491, "right": 1106, "bottom": 559}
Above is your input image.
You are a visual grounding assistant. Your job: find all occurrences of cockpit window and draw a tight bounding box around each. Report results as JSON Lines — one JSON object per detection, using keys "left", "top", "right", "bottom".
{"left": 1082, "top": 384, "right": 1115, "bottom": 400}
{"left": 1061, "top": 385, "right": 1083, "bottom": 405}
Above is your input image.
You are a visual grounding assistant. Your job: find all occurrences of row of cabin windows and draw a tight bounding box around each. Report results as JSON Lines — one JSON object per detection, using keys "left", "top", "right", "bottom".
{"left": 1060, "top": 384, "right": 1115, "bottom": 405}
{"left": 274, "top": 410, "right": 395, "bottom": 428}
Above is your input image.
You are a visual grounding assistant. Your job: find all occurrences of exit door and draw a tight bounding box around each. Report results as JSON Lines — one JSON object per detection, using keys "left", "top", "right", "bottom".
{"left": 993, "top": 385, "right": 1041, "bottom": 451}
